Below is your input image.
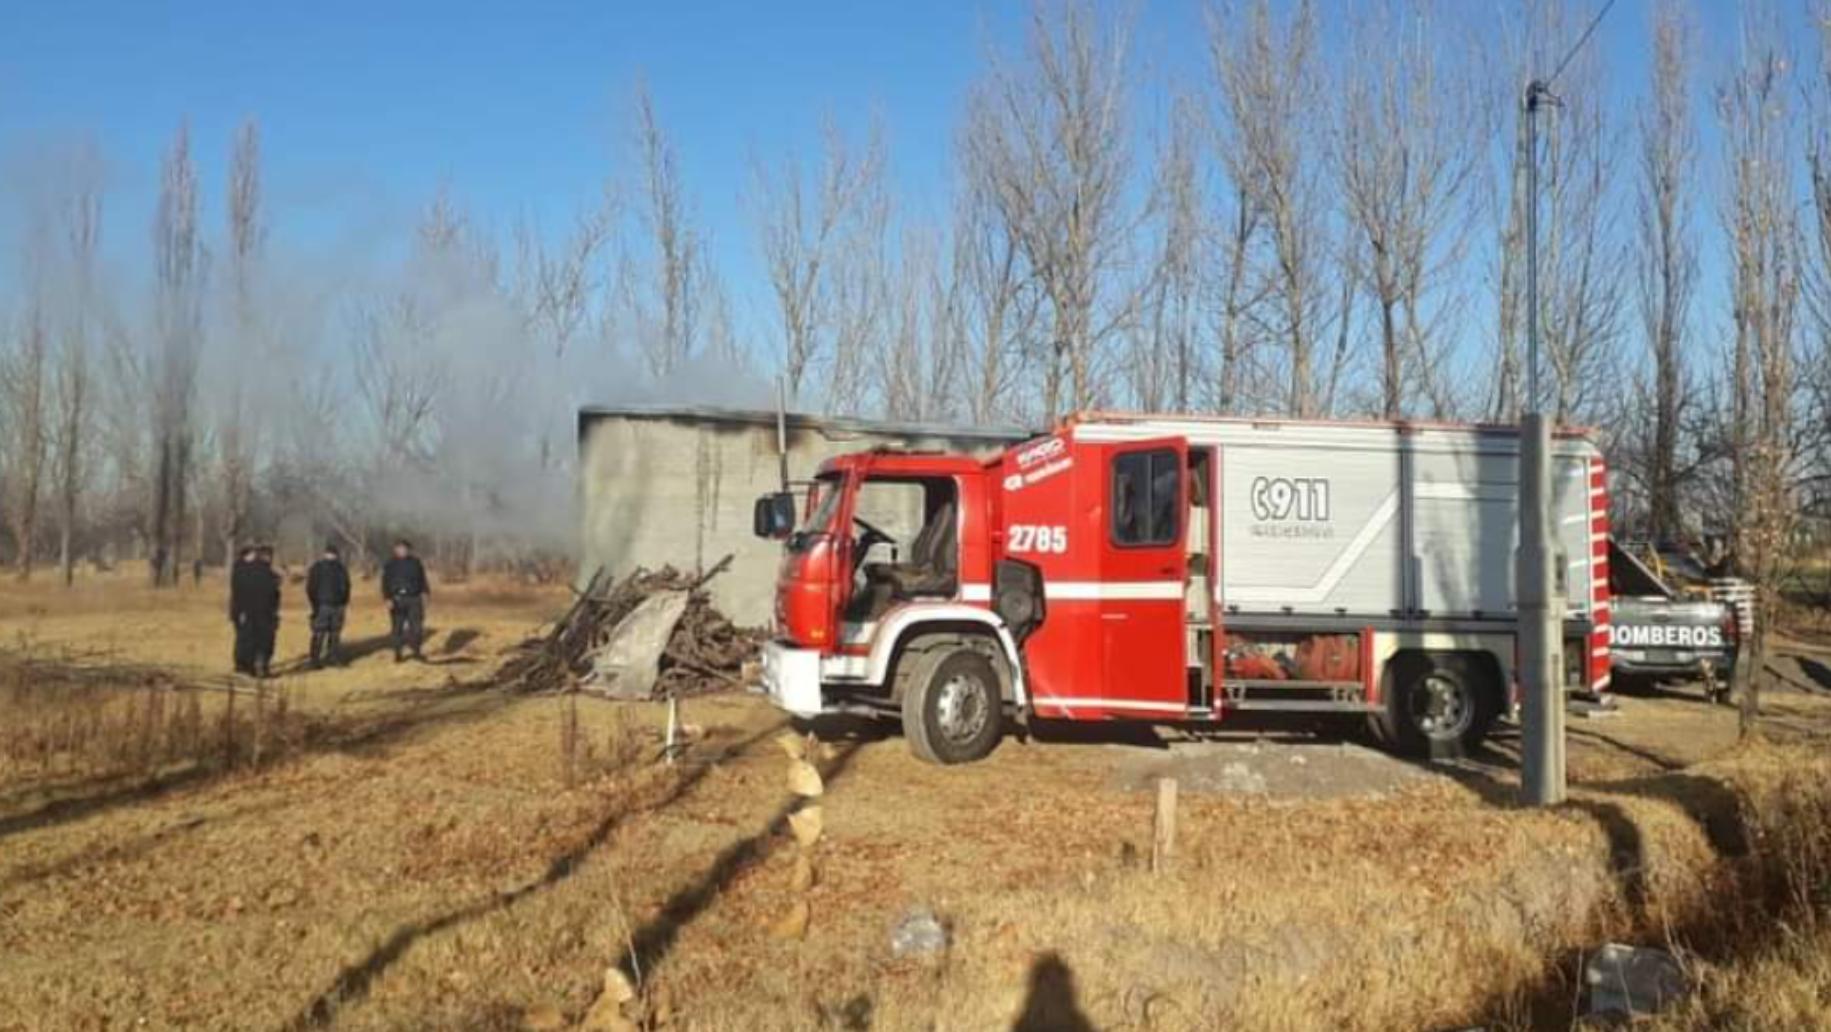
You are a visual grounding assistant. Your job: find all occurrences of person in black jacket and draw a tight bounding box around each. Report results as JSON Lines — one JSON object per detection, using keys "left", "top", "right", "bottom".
{"left": 306, "top": 543, "right": 352, "bottom": 669}
{"left": 243, "top": 545, "right": 282, "bottom": 678}
{"left": 228, "top": 545, "right": 261, "bottom": 674}
{"left": 381, "top": 539, "right": 430, "bottom": 662}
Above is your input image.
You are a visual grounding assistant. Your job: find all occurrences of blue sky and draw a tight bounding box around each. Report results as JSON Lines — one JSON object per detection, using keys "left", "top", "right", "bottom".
{"left": 0, "top": 0, "right": 1791, "bottom": 369}
{"left": 2, "top": 1, "right": 1036, "bottom": 299}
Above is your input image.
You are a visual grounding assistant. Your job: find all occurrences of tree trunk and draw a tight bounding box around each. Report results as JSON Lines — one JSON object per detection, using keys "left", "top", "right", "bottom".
{"left": 1380, "top": 296, "right": 1399, "bottom": 419}
{"left": 1738, "top": 630, "right": 1764, "bottom": 740}
{"left": 151, "top": 440, "right": 172, "bottom": 587}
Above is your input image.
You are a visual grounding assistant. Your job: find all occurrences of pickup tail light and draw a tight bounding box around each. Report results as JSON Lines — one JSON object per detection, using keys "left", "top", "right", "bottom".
{"left": 1723, "top": 608, "right": 1740, "bottom": 646}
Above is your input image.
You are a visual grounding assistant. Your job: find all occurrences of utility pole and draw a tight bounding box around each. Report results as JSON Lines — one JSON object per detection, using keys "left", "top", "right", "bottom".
{"left": 1517, "top": 0, "right": 1614, "bottom": 807}
{"left": 776, "top": 375, "right": 790, "bottom": 493}
{"left": 1519, "top": 78, "right": 1565, "bottom": 807}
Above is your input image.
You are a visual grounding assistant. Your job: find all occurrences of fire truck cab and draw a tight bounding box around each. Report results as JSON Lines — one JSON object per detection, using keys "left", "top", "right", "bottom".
{"left": 754, "top": 414, "right": 1610, "bottom": 765}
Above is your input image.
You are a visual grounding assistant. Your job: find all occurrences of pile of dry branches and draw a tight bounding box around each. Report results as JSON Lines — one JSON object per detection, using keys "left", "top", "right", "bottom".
{"left": 498, "top": 555, "right": 763, "bottom": 698}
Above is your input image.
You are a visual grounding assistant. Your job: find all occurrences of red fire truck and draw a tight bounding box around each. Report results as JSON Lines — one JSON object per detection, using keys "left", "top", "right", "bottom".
{"left": 753, "top": 413, "right": 1610, "bottom": 764}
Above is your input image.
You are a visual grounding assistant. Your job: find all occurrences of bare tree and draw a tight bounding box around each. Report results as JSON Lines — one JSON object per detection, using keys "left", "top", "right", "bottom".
{"left": 753, "top": 122, "right": 885, "bottom": 403}
{"left": 1335, "top": 0, "right": 1479, "bottom": 419}
{"left": 1719, "top": 8, "right": 1804, "bottom": 734}
{"left": 1137, "top": 94, "right": 1204, "bottom": 412}
{"left": 354, "top": 296, "right": 442, "bottom": 468}
{"left": 950, "top": 163, "right": 1038, "bottom": 424}
{"left": 1812, "top": 3, "right": 1831, "bottom": 386}
{"left": 826, "top": 140, "right": 891, "bottom": 412}
{"left": 216, "top": 119, "right": 262, "bottom": 570}
{"left": 922, "top": 232, "right": 970, "bottom": 422}
{"left": 1210, "top": 0, "right": 1331, "bottom": 417}
{"left": 1542, "top": 87, "right": 1626, "bottom": 424}
{"left": 965, "top": 0, "right": 1134, "bottom": 422}
{"left": 520, "top": 204, "right": 611, "bottom": 361}
{"left": 51, "top": 144, "right": 102, "bottom": 586}
{"left": 632, "top": 84, "right": 699, "bottom": 379}
{"left": 1629, "top": 1, "right": 1699, "bottom": 543}
{"left": 150, "top": 122, "right": 204, "bottom": 587}
{"left": 1491, "top": 53, "right": 1530, "bottom": 423}
{"left": 876, "top": 223, "right": 965, "bottom": 421}
{"left": 879, "top": 226, "right": 928, "bottom": 421}
{"left": 3, "top": 302, "right": 49, "bottom": 579}
{"left": 1204, "top": 180, "right": 1261, "bottom": 414}
{"left": 99, "top": 313, "right": 150, "bottom": 561}
{"left": 699, "top": 264, "right": 747, "bottom": 373}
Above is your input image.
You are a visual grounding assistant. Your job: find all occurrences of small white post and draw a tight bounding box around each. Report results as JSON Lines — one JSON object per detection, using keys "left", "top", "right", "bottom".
{"left": 1152, "top": 777, "right": 1178, "bottom": 874}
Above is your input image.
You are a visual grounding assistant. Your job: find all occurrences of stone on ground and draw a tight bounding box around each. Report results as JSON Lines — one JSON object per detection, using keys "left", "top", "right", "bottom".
{"left": 787, "top": 759, "right": 824, "bottom": 797}
{"left": 787, "top": 805, "right": 823, "bottom": 847}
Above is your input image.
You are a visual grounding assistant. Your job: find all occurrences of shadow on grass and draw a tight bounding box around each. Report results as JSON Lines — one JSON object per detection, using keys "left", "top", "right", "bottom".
{"left": 1411, "top": 746, "right": 1520, "bottom": 807}
{"left": 1404, "top": 732, "right": 1750, "bottom": 928}
{"left": 613, "top": 740, "right": 866, "bottom": 982}
{"left": 791, "top": 713, "right": 895, "bottom": 743}
{"left": 1472, "top": 770, "right": 1772, "bottom": 1026}
{"left": 0, "top": 674, "right": 520, "bottom": 845}
{"left": 279, "top": 625, "right": 442, "bottom": 671}
{"left": 0, "top": 764, "right": 220, "bottom": 843}
{"left": 1566, "top": 726, "right": 1689, "bottom": 772}
{"left": 0, "top": 795, "right": 295, "bottom": 895}
{"left": 1611, "top": 675, "right": 1722, "bottom": 707}
{"left": 1010, "top": 951, "right": 1091, "bottom": 1032}
{"left": 1567, "top": 797, "right": 1649, "bottom": 917}
{"left": 1029, "top": 720, "right": 1170, "bottom": 750}
{"left": 1013, "top": 952, "right": 1096, "bottom": 1032}
{"left": 1600, "top": 771, "right": 1750, "bottom": 859}
{"left": 1444, "top": 755, "right": 1765, "bottom": 1023}
{"left": 441, "top": 627, "right": 483, "bottom": 654}
{"left": 286, "top": 718, "right": 793, "bottom": 1030}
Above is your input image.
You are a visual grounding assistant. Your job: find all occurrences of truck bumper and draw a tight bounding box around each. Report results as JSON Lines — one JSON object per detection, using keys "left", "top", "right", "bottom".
{"left": 1612, "top": 651, "right": 1736, "bottom": 682}
{"left": 760, "top": 640, "right": 825, "bottom": 718}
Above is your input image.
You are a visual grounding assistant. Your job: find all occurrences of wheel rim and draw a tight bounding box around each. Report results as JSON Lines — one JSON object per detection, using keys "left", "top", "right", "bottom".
{"left": 1411, "top": 672, "right": 1469, "bottom": 737}
{"left": 934, "top": 671, "right": 990, "bottom": 743}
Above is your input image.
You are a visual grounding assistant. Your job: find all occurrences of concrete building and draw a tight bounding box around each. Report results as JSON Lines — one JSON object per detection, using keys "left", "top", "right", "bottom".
{"left": 577, "top": 404, "right": 1028, "bottom": 625}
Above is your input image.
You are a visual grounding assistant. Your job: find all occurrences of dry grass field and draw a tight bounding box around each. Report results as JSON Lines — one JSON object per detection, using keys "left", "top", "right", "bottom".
{"left": 4, "top": 574, "right": 1831, "bottom": 1030}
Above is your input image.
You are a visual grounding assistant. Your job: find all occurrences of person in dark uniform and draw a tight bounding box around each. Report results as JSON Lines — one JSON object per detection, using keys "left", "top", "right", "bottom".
{"left": 381, "top": 539, "right": 430, "bottom": 662}
{"left": 229, "top": 545, "right": 261, "bottom": 674}
{"left": 247, "top": 545, "right": 282, "bottom": 677}
{"left": 306, "top": 543, "right": 352, "bottom": 668}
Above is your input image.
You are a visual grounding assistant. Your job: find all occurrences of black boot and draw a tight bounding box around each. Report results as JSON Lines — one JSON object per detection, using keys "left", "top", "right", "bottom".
{"left": 309, "top": 633, "right": 324, "bottom": 669}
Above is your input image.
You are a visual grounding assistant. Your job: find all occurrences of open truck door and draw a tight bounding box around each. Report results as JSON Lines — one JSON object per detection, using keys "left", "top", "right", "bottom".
{"left": 1002, "top": 432, "right": 1189, "bottom": 718}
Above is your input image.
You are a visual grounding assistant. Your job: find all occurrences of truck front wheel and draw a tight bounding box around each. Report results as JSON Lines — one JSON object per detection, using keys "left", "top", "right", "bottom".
{"left": 902, "top": 647, "right": 1004, "bottom": 765}
{"left": 1379, "top": 654, "right": 1498, "bottom": 757}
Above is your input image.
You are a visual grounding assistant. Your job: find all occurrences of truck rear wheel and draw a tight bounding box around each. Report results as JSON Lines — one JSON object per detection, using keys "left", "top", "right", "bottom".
{"left": 902, "top": 647, "right": 1003, "bottom": 765}
{"left": 1378, "top": 653, "right": 1498, "bottom": 757}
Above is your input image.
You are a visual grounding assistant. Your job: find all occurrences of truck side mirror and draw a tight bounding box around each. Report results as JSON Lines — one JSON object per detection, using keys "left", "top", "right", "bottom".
{"left": 753, "top": 492, "right": 796, "bottom": 540}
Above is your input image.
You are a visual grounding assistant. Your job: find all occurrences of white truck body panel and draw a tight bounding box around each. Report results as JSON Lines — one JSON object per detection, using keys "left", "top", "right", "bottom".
{"left": 1074, "top": 418, "right": 1603, "bottom": 623}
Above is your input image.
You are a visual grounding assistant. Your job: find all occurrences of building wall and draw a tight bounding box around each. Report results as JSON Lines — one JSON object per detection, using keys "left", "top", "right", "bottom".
{"left": 578, "top": 407, "right": 1024, "bottom": 627}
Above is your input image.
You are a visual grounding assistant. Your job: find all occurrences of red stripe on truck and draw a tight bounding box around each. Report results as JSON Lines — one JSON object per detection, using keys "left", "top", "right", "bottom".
{"left": 1588, "top": 457, "right": 1611, "bottom": 692}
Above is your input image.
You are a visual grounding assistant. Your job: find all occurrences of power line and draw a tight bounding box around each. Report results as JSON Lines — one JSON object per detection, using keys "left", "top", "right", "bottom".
{"left": 1548, "top": 0, "right": 1620, "bottom": 89}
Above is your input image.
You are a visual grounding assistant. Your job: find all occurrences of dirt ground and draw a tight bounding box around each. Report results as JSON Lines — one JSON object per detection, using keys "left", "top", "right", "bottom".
{"left": 4, "top": 574, "right": 1831, "bottom": 1031}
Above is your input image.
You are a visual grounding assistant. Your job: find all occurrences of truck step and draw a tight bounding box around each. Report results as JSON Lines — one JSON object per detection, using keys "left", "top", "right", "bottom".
{"left": 1226, "top": 679, "right": 1363, "bottom": 692}
{"left": 1224, "top": 699, "right": 1377, "bottom": 714}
